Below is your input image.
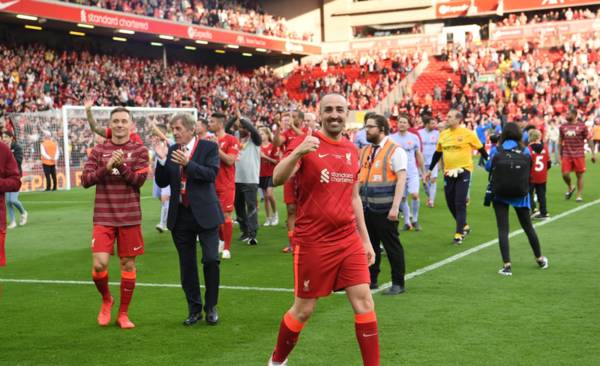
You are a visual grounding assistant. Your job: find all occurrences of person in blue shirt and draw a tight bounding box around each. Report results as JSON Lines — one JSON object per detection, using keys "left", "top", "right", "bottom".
{"left": 353, "top": 112, "right": 375, "bottom": 150}
{"left": 485, "top": 123, "right": 548, "bottom": 276}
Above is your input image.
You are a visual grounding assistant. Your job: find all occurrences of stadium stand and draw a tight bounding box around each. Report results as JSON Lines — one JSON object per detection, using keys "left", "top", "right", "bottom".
{"left": 61, "top": 0, "right": 314, "bottom": 40}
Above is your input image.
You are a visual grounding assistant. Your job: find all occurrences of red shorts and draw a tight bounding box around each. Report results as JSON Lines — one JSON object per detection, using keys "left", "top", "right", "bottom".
{"left": 293, "top": 235, "right": 370, "bottom": 298}
{"left": 561, "top": 157, "right": 586, "bottom": 174}
{"left": 283, "top": 178, "right": 297, "bottom": 205}
{"left": 217, "top": 188, "right": 235, "bottom": 213}
{"left": 91, "top": 225, "right": 144, "bottom": 257}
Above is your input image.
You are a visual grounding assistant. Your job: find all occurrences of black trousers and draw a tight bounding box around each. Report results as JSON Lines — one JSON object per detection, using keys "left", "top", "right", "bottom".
{"left": 365, "top": 209, "right": 405, "bottom": 286}
{"left": 43, "top": 164, "right": 57, "bottom": 190}
{"left": 171, "top": 205, "right": 220, "bottom": 315}
{"left": 492, "top": 201, "right": 542, "bottom": 264}
{"left": 529, "top": 183, "right": 547, "bottom": 215}
{"left": 443, "top": 170, "right": 471, "bottom": 235}
{"left": 235, "top": 183, "right": 258, "bottom": 238}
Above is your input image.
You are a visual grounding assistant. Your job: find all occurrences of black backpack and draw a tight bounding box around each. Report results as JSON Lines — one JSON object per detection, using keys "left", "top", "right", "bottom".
{"left": 491, "top": 146, "right": 531, "bottom": 198}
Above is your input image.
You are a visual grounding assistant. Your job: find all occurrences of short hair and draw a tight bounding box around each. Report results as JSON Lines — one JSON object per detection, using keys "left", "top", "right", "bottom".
{"left": 528, "top": 128, "right": 542, "bottom": 142}
{"left": 293, "top": 110, "right": 305, "bottom": 120}
{"left": 319, "top": 93, "right": 347, "bottom": 113}
{"left": 211, "top": 112, "right": 226, "bottom": 123}
{"left": 198, "top": 118, "right": 209, "bottom": 128}
{"left": 110, "top": 107, "right": 131, "bottom": 119}
{"left": 363, "top": 111, "right": 376, "bottom": 124}
{"left": 489, "top": 134, "right": 500, "bottom": 144}
{"left": 448, "top": 109, "right": 463, "bottom": 120}
{"left": 422, "top": 114, "right": 433, "bottom": 125}
{"left": 169, "top": 113, "right": 196, "bottom": 132}
{"left": 397, "top": 113, "right": 411, "bottom": 124}
{"left": 367, "top": 114, "right": 390, "bottom": 135}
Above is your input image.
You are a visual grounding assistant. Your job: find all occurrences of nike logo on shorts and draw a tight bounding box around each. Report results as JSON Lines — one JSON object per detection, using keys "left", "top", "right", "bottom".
{"left": 133, "top": 246, "right": 143, "bottom": 251}
{"left": 362, "top": 333, "right": 378, "bottom": 338}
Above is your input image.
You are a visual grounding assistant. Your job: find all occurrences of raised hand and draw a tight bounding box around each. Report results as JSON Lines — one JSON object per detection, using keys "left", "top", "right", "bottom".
{"left": 293, "top": 129, "right": 319, "bottom": 157}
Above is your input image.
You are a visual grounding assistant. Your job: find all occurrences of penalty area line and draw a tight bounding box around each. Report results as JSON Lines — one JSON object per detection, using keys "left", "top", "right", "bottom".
{"left": 372, "top": 198, "right": 600, "bottom": 294}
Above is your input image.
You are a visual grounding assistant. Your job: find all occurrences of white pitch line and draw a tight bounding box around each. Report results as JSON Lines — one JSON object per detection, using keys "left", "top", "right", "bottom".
{"left": 372, "top": 198, "right": 600, "bottom": 293}
{"left": 0, "top": 278, "right": 293, "bottom": 293}
{"left": 2, "top": 199, "right": 598, "bottom": 295}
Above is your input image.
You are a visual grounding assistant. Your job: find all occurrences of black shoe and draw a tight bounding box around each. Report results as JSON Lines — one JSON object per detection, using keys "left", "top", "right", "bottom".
{"left": 565, "top": 187, "right": 575, "bottom": 200}
{"left": 369, "top": 283, "right": 379, "bottom": 290}
{"left": 382, "top": 284, "right": 405, "bottom": 295}
{"left": 239, "top": 234, "right": 250, "bottom": 242}
{"left": 182, "top": 312, "right": 203, "bottom": 326}
{"left": 205, "top": 306, "right": 219, "bottom": 326}
{"left": 247, "top": 238, "right": 258, "bottom": 246}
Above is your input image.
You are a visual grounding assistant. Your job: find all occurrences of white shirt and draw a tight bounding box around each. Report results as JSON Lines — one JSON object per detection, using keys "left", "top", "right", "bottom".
{"left": 371, "top": 136, "right": 407, "bottom": 173}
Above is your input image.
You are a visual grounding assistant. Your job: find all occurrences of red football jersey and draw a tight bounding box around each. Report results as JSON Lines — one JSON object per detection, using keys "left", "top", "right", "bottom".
{"left": 260, "top": 143, "right": 278, "bottom": 177}
{"left": 281, "top": 128, "right": 308, "bottom": 150}
{"left": 559, "top": 122, "right": 590, "bottom": 158}
{"left": 216, "top": 134, "right": 240, "bottom": 192}
{"left": 286, "top": 131, "right": 360, "bottom": 246}
{"left": 528, "top": 144, "right": 550, "bottom": 184}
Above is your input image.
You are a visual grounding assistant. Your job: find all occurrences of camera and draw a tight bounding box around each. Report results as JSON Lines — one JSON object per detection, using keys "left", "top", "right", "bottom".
{"left": 483, "top": 183, "right": 493, "bottom": 207}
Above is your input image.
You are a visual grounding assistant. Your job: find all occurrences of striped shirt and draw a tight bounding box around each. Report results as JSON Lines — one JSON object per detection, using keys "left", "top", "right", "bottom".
{"left": 559, "top": 122, "right": 590, "bottom": 158}
{"left": 82, "top": 140, "right": 149, "bottom": 226}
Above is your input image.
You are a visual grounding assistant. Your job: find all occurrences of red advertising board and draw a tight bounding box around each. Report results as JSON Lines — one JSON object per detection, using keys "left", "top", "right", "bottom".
{"left": 436, "top": 0, "right": 600, "bottom": 19}
{"left": 0, "top": 0, "right": 321, "bottom": 55}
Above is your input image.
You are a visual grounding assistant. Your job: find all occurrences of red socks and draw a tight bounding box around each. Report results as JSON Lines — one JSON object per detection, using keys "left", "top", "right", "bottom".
{"left": 0, "top": 230, "right": 6, "bottom": 267}
{"left": 119, "top": 270, "right": 136, "bottom": 314}
{"left": 272, "top": 312, "right": 305, "bottom": 363}
{"left": 355, "top": 311, "right": 380, "bottom": 366}
{"left": 223, "top": 219, "right": 233, "bottom": 251}
{"left": 92, "top": 270, "right": 111, "bottom": 301}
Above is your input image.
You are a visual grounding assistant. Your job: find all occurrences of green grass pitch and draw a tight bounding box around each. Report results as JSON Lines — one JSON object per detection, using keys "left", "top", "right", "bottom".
{"left": 1, "top": 159, "right": 599, "bottom": 365}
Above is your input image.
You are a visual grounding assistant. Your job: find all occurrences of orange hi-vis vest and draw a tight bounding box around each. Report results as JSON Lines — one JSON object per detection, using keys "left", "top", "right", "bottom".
{"left": 41, "top": 139, "right": 58, "bottom": 166}
{"left": 358, "top": 138, "right": 399, "bottom": 213}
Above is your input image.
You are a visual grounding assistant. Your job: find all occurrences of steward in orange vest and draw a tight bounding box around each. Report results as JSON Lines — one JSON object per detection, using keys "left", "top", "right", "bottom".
{"left": 40, "top": 132, "right": 59, "bottom": 191}
{"left": 357, "top": 114, "right": 408, "bottom": 295}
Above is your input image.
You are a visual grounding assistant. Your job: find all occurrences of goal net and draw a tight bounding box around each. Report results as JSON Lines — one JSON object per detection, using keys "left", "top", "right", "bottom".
{"left": 8, "top": 106, "right": 197, "bottom": 192}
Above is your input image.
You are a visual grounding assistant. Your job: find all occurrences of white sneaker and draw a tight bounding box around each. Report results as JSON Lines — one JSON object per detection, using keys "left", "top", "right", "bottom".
{"left": 263, "top": 217, "right": 272, "bottom": 227}
{"left": 19, "top": 211, "right": 28, "bottom": 226}
{"left": 268, "top": 356, "right": 287, "bottom": 366}
{"left": 271, "top": 214, "right": 279, "bottom": 226}
{"left": 7, "top": 221, "right": 17, "bottom": 229}
{"left": 537, "top": 256, "right": 549, "bottom": 269}
{"left": 222, "top": 249, "right": 231, "bottom": 259}
{"left": 155, "top": 223, "right": 165, "bottom": 233}
{"left": 218, "top": 240, "right": 225, "bottom": 253}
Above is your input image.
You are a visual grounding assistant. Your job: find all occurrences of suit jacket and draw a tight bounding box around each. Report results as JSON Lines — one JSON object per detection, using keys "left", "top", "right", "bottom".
{"left": 155, "top": 139, "right": 224, "bottom": 230}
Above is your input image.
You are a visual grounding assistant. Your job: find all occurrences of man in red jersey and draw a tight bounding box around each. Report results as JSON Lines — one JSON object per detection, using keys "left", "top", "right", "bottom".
{"left": 208, "top": 112, "right": 240, "bottom": 260}
{"left": 559, "top": 112, "right": 596, "bottom": 202}
{"left": 268, "top": 94, "right": 378, "bottom": 366}
{"left": 273, "top": 110, "right": 306, "bottom": 253}
{"left": 82, "top": 107, "right": 149, "bottom": 329}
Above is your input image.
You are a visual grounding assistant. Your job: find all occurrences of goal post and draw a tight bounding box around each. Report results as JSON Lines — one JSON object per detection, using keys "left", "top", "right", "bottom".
{"left": 9, "top": 106, "right": 197, "bottom": 192}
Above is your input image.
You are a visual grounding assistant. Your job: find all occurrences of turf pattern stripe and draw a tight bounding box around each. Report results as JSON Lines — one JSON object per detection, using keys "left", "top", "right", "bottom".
{"left": 2, "top": 199, "right": 598, "bottom": 294}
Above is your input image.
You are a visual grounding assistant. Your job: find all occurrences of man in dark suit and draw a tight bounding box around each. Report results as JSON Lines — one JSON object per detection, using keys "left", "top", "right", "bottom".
{"left": 155, "top": 113, "right": 224, "bottom": 326}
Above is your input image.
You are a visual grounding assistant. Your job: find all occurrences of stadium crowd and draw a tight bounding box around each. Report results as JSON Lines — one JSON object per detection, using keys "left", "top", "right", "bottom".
{"left": 496, "top": 7, "right": 600, "bottom": 27}
{"left": 63, "top": 0, "right": 314, "bottom": 41}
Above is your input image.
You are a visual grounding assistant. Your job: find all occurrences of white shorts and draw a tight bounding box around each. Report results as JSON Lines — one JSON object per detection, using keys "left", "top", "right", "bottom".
{"left": 152, "top": 182, "right": 171, "bottom": 198}
{"left": 405, "top": 174, "right": 420, "bottom": 196}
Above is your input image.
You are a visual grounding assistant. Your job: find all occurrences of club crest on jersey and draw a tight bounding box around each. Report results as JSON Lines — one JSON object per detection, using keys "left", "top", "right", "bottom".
{"left": 345, "top": 153, "right": 352, "bottom": 165}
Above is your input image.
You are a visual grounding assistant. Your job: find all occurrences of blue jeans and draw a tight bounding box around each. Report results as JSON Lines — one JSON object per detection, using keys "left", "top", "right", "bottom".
{"left": 6, "top": 191, "right": 25, "bottom": 223}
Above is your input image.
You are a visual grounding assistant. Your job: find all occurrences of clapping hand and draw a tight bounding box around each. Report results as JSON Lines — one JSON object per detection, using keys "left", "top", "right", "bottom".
{"left": 171, "top": 147, "right": 189, "bottom": 167}
{"left": 107, "top": 149, "right": 124, "bottom": 170}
